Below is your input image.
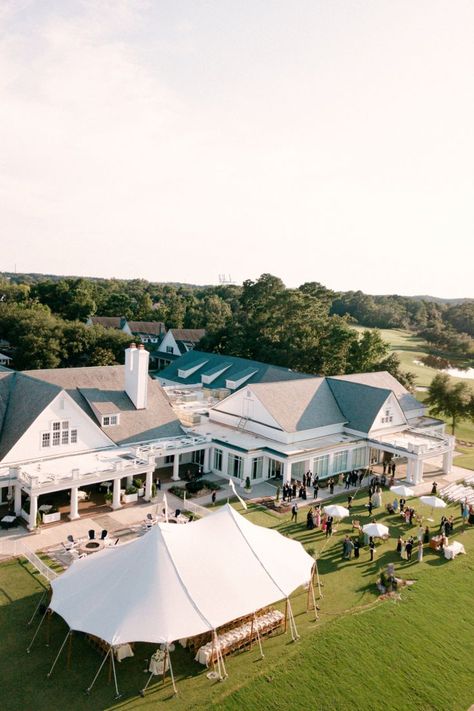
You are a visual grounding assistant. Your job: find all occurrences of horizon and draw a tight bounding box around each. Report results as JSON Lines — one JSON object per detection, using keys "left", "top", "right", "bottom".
{"left": 1, "top": 1, "right": 473, "bottom": 297}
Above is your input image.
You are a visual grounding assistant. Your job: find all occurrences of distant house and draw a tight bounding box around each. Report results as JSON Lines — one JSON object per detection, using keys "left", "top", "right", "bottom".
{"left": 0, "top": 353, "right": 12, "bottom": 367}
{"left": 154, "top": 329, "right": 206, "bottom": 370}
{"left": 122, "top": 320, "right": 166, "bottom": 345}
{"left": 86, "top": 316, "right": 166, "bottom": 346}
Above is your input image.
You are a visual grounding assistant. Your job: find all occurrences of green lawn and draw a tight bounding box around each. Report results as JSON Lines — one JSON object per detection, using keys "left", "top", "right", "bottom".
{"left": 1, "top": 494, "right": 474, "bottom": 711}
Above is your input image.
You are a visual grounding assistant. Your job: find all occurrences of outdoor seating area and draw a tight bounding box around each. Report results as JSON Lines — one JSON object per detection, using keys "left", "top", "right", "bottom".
{"left": 194, "top": 609, "right": 285, "bottom": 666}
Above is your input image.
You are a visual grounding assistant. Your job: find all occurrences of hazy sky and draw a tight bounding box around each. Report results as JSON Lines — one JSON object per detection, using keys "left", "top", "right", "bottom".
{"left": 1, "top": 1, "right": 473, "bottom": 296}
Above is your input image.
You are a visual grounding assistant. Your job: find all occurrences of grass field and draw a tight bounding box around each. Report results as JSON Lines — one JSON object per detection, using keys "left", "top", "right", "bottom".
{"left": 1, "top": 493, "right": 474, "bottom": 711}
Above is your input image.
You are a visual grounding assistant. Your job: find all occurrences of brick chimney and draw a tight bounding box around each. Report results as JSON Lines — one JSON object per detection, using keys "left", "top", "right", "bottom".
{"left": 125, "top": 343, "right": 149, "bottom": 409}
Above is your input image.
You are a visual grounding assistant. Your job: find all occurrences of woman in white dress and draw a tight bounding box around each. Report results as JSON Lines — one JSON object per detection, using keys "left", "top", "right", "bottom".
{"left": 417, "top": 540, "right": 423, "bottom": 562}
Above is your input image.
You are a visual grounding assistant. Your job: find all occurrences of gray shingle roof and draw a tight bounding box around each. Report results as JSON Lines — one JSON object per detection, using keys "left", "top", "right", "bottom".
{"left": 22, "top": 365, "right": 183, "bottom": 446}
{"left": 156, "top": 350, "right": 311, "bottom": 390}
{"left": 326, "top": 378, "right": 393, "bottom": 433}
{"left": 245, "top": 378, "right": 346, "bottom": 432}
{"left": 330, "top": 372, "right": 422, "bottom": 414}
{"left": 127, "top": 321, "right": 165, "bottom": 336}
{"left": 170, "top": 329, "right": 206, "bottom": 343}
{"left": 88, "top": 316, "right": 122, "bottom": 329}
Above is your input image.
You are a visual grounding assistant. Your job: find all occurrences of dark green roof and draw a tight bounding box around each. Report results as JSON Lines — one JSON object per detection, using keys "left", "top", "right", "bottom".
{"left": 156, "top": 351, "right": 311, "bottom": 390}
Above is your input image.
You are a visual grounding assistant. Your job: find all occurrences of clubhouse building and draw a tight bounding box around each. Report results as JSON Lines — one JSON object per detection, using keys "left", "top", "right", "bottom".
{"left": 0, "top": 346, "right": 454, "bottom": 529}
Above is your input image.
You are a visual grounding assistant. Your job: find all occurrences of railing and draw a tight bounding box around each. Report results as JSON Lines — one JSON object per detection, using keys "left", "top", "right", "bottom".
{"left": 0, "top": 539, "right": 58, "bottom": 582}
{"left": 182, "top": 492, "right": 212, "bottom": 518}
{"left": 16, "top": 458, "right": 148, "bottom": 490}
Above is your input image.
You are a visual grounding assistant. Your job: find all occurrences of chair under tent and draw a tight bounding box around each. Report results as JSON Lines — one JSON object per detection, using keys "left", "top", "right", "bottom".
{"left": 26, "top": 504, "right": 317, "bottom": 699}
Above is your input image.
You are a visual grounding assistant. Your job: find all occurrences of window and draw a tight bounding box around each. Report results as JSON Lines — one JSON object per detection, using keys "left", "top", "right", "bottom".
{"left": 52, "top": 421, "right": 61, "bottom": 432}
{"left": 42, "top": 421, "right": 77, "bottom": 448}
{"left": 102, "top": 414, "right": 119, "bottom": 426}
{"left": 213, "top": 448, "right": 223, "bottom": 471}
{"left": 313, "top": 455, "right": 329, "bottom": 477}
{"left": 291, "top": 461, "right": 305, "bottom": 478}
{"left": 70, "top": 429, "right": 78, "bottom": 444}
{"left": 52, "top": 431, "right": 61, "bottom": 446}
{"left": 192, "top": 450, "right": 205, "bottom": 466}
{"left": 61, "top": 430, "right": 69, "bottom": 445}
{"left": 228, "top": 454, "right": 243, "bottom": 479}
{"left": 166, "top": 346, "right": 174, "bottom": 354}
{"left": 42, "top": 433, "right": 50, "bottom": 448}
{"left": 352, "top": 447, "right": 367, "bottom": 468}
{"left": 381, "top": 409, "right": 393, "bottom": 424}
{"left": 252, "top": 457, "right": 263, "bottom": 480}
{"left": 165, "top": 455, "right": 174, "bottom": 464}
{"left": 333, "top": 450, "right": 348, "bottom": 473}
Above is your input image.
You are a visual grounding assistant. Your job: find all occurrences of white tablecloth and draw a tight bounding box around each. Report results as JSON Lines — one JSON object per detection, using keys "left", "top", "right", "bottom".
{"left": 444, "top": 541, "right": 466, "bottom": 560}
{"left": 115, "top": 643, "right": 134, "bottom": 661}
{"left": 149, "top": 649, "right": 169, "bottom": 675}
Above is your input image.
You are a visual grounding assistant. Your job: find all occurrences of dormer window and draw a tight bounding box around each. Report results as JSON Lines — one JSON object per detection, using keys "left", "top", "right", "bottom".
{"left": 41, "top": 420, "right": 77, "bottom": 448}
{"left": 381, "top": 409, "right": 393, "bottom": 424}
{"left": 102, "top": 414, "right": 120, "bottom": 427}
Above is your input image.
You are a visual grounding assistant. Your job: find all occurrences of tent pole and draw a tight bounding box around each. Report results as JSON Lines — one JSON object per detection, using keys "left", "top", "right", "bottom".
{"left": 162, "top": 648, "right": 167, "bottom": 685}
{"left": 249, "top": 616, "right": 254, "bottom": 650}
{"left": 26, "top": 606, "right": 49, "bottom": 653}
{"left": 211, "top": 634, "right": 216, "bottom": 672}
{"left": 167, "top": 645, "right": 178, "bottom": 695}
{"left": 309, "top": 579, "right": 318, "bottom": 621}
{"left": 314, "top": 556, "right": 323, "bottom": 599}
{"left": 283, "top": 599, "right": 288, "bottom": 634}
{"left": 287, "top": 599, "right": 300, "bottom": 642}
{"left": 110, "top": 646, "right": 121, "bottom": 699}
{"left": 253, "top": 614, "right": 264, "bottom": 659}
{"left": 46, "top": 629, "right": 70, "bottom": 678}
{"left": 67, "top": 631, "right": 73, "bottom": 669}
{"left": 86, "top": 647, "right": 110, "bottom": 694}
{"left": 27, "top": 591, "right": 47, "bottom": 626}
{"left": 46, "top": 609, "right": 52, "bottom": 647}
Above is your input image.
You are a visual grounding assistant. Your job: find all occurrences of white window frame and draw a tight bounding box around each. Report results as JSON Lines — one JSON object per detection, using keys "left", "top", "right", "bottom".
{"left": 213, "top": 448, "right": 223, "bottom": 472}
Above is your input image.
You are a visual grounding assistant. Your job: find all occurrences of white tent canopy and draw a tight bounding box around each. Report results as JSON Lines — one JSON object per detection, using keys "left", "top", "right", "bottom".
{"left": 50, "top": 504, "right": 314, "bottom": 646}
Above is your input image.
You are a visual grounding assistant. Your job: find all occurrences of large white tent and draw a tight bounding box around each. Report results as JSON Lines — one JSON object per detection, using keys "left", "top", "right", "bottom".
{"left": 49, "top": 504, "right": 314, "bottom": 646}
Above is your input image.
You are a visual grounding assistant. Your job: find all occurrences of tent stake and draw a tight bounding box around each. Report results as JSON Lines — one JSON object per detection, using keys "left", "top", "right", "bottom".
{"left": 26, "top": 606, "right": 49, "bottom": 654}
{"left": 86, "top": 647, "right": 111, "bottom": 694}
{"left": 46, "top": 630, "right": 71, "bottom": 678}
{"left": 27, "top": 591, "right": 47, "bottom": 627}
{"left": 110, "top": 646, "right": 121, "bottom": 699}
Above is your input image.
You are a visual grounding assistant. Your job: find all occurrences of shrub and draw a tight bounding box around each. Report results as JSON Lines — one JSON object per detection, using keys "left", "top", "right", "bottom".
{"left": 133, "top": 479, "right": 143, "bottom": 489}
{"left": 169, "top": 486, "right": 186, "bottom": 499}
{"left": 125, "top": 486, "right": 137, "bottom": 495}
{"left": 245, "top": 476, "right": 251, "bottom": 490}
{"left": 185, "top": 480, "right": 204, "bottom": 494}
{"left": 202, "top": 480, "right": 221, "bottom": 491}
{"left": 151, "top": 482, "right": 157, "bottom": 498}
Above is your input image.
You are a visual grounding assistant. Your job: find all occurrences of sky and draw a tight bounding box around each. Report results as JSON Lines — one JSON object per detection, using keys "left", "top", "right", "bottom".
{"left": 1, "top": 0, "right": 473, "bottom": 297}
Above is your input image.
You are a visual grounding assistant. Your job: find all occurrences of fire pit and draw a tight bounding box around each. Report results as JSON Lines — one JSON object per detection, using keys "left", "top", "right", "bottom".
{"left": 79, "top": 540, "right": 105, "bottom": 555}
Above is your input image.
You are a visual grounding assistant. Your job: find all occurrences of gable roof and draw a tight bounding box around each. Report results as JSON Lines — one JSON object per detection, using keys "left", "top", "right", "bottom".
{"left": 157, "top": 350, "right": 311, "bottom": 390}
{"left": 330, "top": 372, "right": 422, "bottom": 414}
{"left": 19, "top": 366, "right": 183, "bottom": 446}
{"left": 326, "top": 378, "right": 395, "bottom": 433}
{"left": 127, "top": 321, "right": 165, "bottom": 336}
{"left": 0, "top": 372, "right": 62, "bottom": 460}
{"left": 241, "top": 378, "right": 346, "bottom": 432}
{"left": 169, "top": 329, "right": 206, "bottom": 343}
{"left": 88, "top": 316, "right": 122, "bottom": 329}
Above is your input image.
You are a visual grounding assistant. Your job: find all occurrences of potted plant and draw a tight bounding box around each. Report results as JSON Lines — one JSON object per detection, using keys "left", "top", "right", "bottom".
{"left": 151, "top": 482, "right": 157, "bottom": 501}
{"left": 42, "top": 505, "right": 61, "bottom": 524}
{"left": 134, "top": 478, "right": 145, "bottom": 497}
{"left": 122, "top": 485, "right": 138, "bottom": 504}
{"left": 244, "top": 476, "right": 252, "bottom": 492}
{"left": 105, "top": 492, "right": 113, "bottom": 506}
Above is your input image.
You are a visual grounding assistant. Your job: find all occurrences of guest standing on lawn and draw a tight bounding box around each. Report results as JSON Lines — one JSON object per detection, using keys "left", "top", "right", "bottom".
{"left": 291, "top": 502, "right": 298, "bottom": 523}
{"left": 417, "top": 540, "right": 423, "bottom": 562}
{"left": 369, "top": 537, "right": 375, "bottom": 561}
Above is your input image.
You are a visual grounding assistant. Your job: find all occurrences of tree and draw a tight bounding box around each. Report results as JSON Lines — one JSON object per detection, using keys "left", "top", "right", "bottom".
{"left": 426, "top": 373, "right": 474, "bottom": 434}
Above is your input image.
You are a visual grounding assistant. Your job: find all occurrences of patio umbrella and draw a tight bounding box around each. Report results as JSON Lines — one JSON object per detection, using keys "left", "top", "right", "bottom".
{"left": 419, "top": 495, "right": 447, "bottom": 522}
{"left": 323, "top": 505, "right": 350, "bottom": 519}
{"left": 390, "top": 485, "right": 415, "bottom": 497}
{"left": 362, "top": 522, "right": 389, "bottom": 538}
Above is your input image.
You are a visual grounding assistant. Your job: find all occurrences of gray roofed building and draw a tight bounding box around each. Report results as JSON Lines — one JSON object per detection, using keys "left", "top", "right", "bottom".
{"left": 326, "top": 378, "right": 394, "bottom": 433}
{"left": 87, "top": 316, "right": 122, "bottom": 329}
{"left": 125, "top": 321, "right": 166, "bottom": 337}
{"left": 329, "top": 371, "right": 423, "bottom": 415}
{"left": 247, "top": 378, "right": 346, "bottom": 432}
{"left": 22, "top": 365, "right": 183, "bottom": 445}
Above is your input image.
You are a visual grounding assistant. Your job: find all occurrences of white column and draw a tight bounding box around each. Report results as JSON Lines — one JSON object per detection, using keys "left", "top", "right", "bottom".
{"left": 221, "top": 449, "right": 229, "bottom": 477}
{"left": 243, "top": 457, "right": 252, "bottom": 483}
{"left": 112, "top": 477, "right": 122, "bottom": 510}
{"left": 14, "top": 485, "right": 22, "bottom": 516}
{"left": 282, "top": 461, "right": 291, "bottom": 484}
{"left": 262, "top": 457, "right": 269, "bottom": 480}
{"left": 442, "top": 450, "right": 453, "bottom": 474}
{"left": 28, "top": 494, "right": 38, "bottom": 530}
{"left": 405, "top": 459, "right": 413, "bottom": 484}
{"left": 413, "top": 459, "right": 424, "bottom": 484}
{"left": 172, "top": 454, "right": 180, "bottom": 481}
{"left": 328, "top": 453, "right": 335, "bottom": 475}
{"left": 69, "top": 486, "right": 80, "bottom": 520}
{"left": 203, "top": 448, "right": 210, "bottom": 474}
{"left": 144, "top": 470, "right": 153, "bottom": 501}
